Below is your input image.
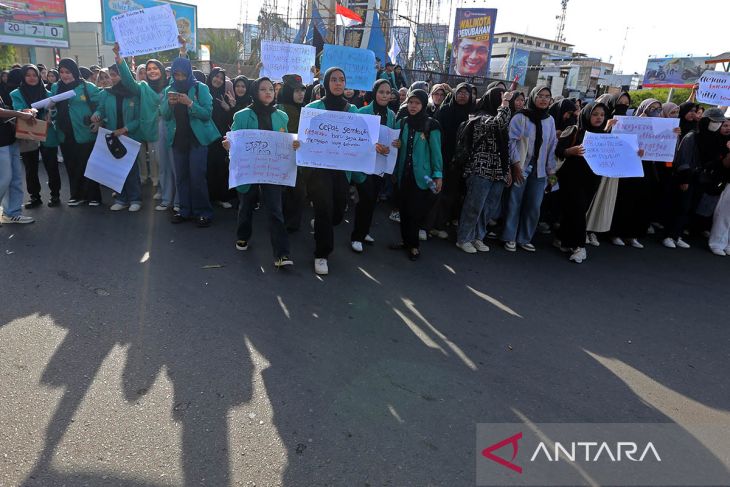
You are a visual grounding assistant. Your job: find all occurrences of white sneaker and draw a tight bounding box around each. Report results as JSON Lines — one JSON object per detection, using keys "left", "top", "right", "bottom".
{"left": 418, "top": 230, "right": 428, "bottom": 241}
{"left": 0, "top": 214, "right": 34, "bottom": 224}
{"left": 456, "top": 241, "right": 477, "bottom": 254}
{"left": 710, "top": 247, "right": 726, "bottom": 256}
{"left": 153, "top": 192, "right": 162, "bottom": 201}
{"left": 88, "top": 200, "right": 100, "bottom": 207}
{"left": 646, "top": 225, "right": 655, "bottom": 235}
{"left": 725, "top": 248, "right": 730, "bottom": 256}
{"left": 128, "top": 203, "right": 141, "bottom": 212}
{"left": 173, "top": 206, "right": 180, "bottom": 213}
{"left": 310, "top": 218, "right": 315, "bottom": 230}
{"left": 627, "top": 238, "right": 644, "bottom": 249}
{"left": 676, "top": 238, "right": 691, "bottom": 249}
{"left": 351, "top": 241, "right": 363, "bottom": 253}
{"left": 389, "top": 210, "right": 401, "bottom": 223}
{"left": 611, "top": 237, "right": 626, "bottom": 247}
{"left": 364, "top": 234, "right": 375, "bottom": 243}
{"left": 472, "top": 240, "right": 490, "bottom": 252}
{"left": 217, "top": 201, "right": 233, "bottom": 209}
{"left": 155, "top": 204, "right": 169, "bottom": 211}
{"left": 110, "top": 203, "right": 128, "bottom": 211}
{"left": 429, "top": 229, "right": 448, "bottom": 239}
{"left": 504, "top": 241, "right": 517, "bottom": 252}
{"left": 569, "top": 247, "right": 587, "bottom": 263}
{"left": 662, "top": 238, "right": 677, "bottom": 249}
{"left": 587, "top": 233, "right": 600, "bottom": 247}
{"left": 314, "top": 258, "right": 329, "bottom": 275}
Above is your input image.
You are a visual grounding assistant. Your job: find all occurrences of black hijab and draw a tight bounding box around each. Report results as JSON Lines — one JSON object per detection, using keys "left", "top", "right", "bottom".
{"left": 696, "top": 117, "right": 725, "bottom": 164}
{"left": 233, "top": 75, "right": 252, "bottom": 111}
{"left": 370, "top": 79, "right": 391, "bottom": 125}
{"left": 678, "top": 102, "right": 698, "bottom": 139}
{"left": 206, "top": 67, "right": 226, "bottom": 99}
{"left": 508, "top": 91, "right": 524, "bottom": 113}
{"left": 404, "top": 89, "right": 430, "bottom": 133}
{"left": 56, "top": 59, "right": 83, "bottom": 138}
{"left": 548, "top": 98, "right": 578, "bottom": 131}
{"left": 192, "top": 70, "right": 206, "bottom": 84}
{"left": 486, "top": 81, "right": 507, "bottom": 91}
{"left": 18, "top": 64, "right": 47, "bottom": 106}
{"left": 606, "top": 91, "right": 631, "bottom": 119}
{"left": 106, "top": 64, "right": 136, "bottom": 99}
{"left": 45, "top": 69, "right": 59, "bottom": 90}
{"left": 518, "top": 85, "right": 552, "bottom": 158}
{"left": 145, "top": 59, "right": 167, "bottom": 93}
{"left": 577, "top": 102, "right": 608, "bottom": 134}
{"left": 321, "top": 67, "right": 348, "bottom": 112}
{"left": 249, "top": 77, "right": 277, "bottom": 132}
{"left": 277, "top": 79, "right": 303, "bottom": 108}
{"left": 474, "top": 86, "right": 503, "bottom": 116}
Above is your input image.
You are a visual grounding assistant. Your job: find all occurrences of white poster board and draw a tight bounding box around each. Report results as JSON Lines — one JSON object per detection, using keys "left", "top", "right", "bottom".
{"left": 612, "top": 116, "right": 679, "bottom": 162}
{"left": 374, "top": 126, "right": 400, "bottom": 175}
{"left": 227, "top": 129, "right": 298, "bottom": 188}
{"left": 296, "top": 107, "right": 380, "bottom": 173}
{"left": 260, "top": 41, "right": 316, "bottom": 84}
{"left": 85, "top": 128, "right": 141, "bottom": 193}
{"left": 112, "top": 5, "right": 180, "bottom": 58}
{"left": 697, "top": 70, "right": 730, "bottom": 105}
{"left": 582, "top": 132, "right": 643, "bottom": 178}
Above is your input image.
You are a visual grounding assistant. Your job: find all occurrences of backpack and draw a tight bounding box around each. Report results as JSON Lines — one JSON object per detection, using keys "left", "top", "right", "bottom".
{"left": 451, "top": 117, "right": 478, "bottom": 172}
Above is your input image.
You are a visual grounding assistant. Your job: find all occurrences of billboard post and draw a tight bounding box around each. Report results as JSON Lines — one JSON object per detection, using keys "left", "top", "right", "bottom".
{"left": 642, "top": 56, "right": 710, "bottom": 88}
{"left": 449, "top": 8, "right": 497, "bottom": 77}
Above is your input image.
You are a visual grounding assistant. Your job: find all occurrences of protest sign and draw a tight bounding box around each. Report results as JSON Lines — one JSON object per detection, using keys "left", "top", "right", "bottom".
{"left": 30, "top": 90, "right": 75, "bottom": 110}
{"left": 320, "top": 44, "right": 376, "bottom": 92}
{"left": 260, "top": 41, "right": 316, "bottom": 84}
{"left": 296, "top": 107, "right": 380, "bottom": 173}
{"left": 582, "top": 132, "right": 643, "bottom": 178}
{"left": 111, "top": 5, "right": 180, "bottom": 57}
{"left": 227, "top": 129, "right": 298, "bottom": 188}
{"left": 15, "top": 118, "right": 48, "bottom": 142}
{"left": 697, "top": 70, "right": 730, "bottom": 105}
{"left": 374, "top": 126, "right": 400, "bottom": 175}
{"left": 85, "top": 128, "right": 141, "bottom": 193}
{"left": 612, "top": 116, "right": 679, "bottom": 162}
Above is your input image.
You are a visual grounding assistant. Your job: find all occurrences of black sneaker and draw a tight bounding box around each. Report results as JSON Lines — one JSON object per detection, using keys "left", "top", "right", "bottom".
{"left": 48, "top": 198, "right": 61, "bottom": 208}
{"left": 197, "top": 216, "right": 212, "bottom": 228}
{"left": 235, "top": 240, "right": 248, "bottom": 251}
{"left": 171, "top": 213, "right": 187, "bottom": 224}
{"left": 24, "top": 198, "right": 42, "bottom": 209}
{"left": 275, "top": 256, "right": 294, "bottom": 267}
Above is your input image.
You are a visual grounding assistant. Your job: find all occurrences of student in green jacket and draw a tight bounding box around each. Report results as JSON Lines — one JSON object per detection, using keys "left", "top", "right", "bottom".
{"left": 10, "top": 64, "right": 61, "bottom": 208}
{"left": 379, "top": 62, "right": 397, "bottom": 90}
{"left": 351, "top": 78, "right": 401, "bottom": 253}
{"left": 160, "top": 56, "right": 220, "bottom": 227}
{"left": 392, "top": 89, "right": 443, "bottom": 260}
{"left": 90, "top": 56, "right": 143, "bottom": 212}
{"left": 303, "top": 67, "right": 366, "bottom": 275}
{"left": 222, "top": 77, "right": 300, "bottom": 268}
{"left": 50, "top": 58, "right": 102, "bottom": 206}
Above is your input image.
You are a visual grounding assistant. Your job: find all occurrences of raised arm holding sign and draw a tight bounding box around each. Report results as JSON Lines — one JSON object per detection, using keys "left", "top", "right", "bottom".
{"left": 112, "top": 5, "right": 180, "bottom": 58}
{"left": 260, "top": 41, "right": 316, "bottom": 84}
{"left": 697, "top": 70, "right": 730, "bottom": 105}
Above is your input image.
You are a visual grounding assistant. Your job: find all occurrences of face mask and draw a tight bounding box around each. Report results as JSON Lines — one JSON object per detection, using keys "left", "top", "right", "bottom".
{"left": 614, "top": 105, "right": 629, "bottom": 116}
{"left": 646, "top": 108, "right": 662, "bottom": 118}
{"left": 708, "top": 121, "right": 722, "bottom": 132}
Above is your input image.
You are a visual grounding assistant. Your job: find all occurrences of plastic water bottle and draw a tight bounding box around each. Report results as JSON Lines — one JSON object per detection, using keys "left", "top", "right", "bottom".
{"left": 424, "top": 175, "right": 438, "bottom": 194}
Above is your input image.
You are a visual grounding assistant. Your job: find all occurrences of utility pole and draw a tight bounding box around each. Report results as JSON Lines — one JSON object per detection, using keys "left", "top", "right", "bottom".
{"left": 555, "top": 0, "right": 568, "bottom": 43}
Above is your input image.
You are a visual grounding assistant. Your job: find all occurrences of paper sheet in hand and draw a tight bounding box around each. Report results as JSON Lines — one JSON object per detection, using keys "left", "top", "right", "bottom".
{"left": 582, "top": 132, "right": 643, "bottom": 178}
{"left": 30, "top": 90, "right": 75, "bottom": 110}
{"left": 374, "top": 126, "right": 400, "bottom": 175}
{"left": 227, "top": 129, "right": 298, "bottom": 188}
{"left": 612, "top": 116, "right": 679, "bottom": 162}
{"left": 260, "top": 41, "right": 315, "bottom": 84}
{"left": 85, "top": 128, "right": 141, "bottom": 193}
{"left": 296, "top": 108, "right": 380, "bottom": 173}
{"left": 112, "top": 5, "right": 180, "bottom": 57}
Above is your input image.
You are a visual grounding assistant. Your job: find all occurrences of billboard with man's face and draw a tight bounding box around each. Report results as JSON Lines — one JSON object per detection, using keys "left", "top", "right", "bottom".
{"left": 449, "top": 8, "right": 497, "bottom": 77}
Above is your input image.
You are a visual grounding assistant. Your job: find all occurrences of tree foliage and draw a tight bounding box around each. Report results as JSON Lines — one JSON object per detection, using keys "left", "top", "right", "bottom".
{"left": 200, "top": 30, "right": 243, "bottom": 65}
{"left": 0, "top": 45, "right": 17, "bottom": 69}
{"left": 628, "top": 88, "right": 697, "bottom": 108}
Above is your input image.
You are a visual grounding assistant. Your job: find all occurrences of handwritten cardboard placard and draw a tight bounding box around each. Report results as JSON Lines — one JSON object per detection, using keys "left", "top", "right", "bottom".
{"left": 296, "top": 107, "right": 380, "bottom": 173}
{"left": 260, "top": 41, "right": 316, "bottom": 84}
{"left": 612, "top": 116, "right": 679, "bottom": 162}
{"left": 112, "top": 4, "right": 180, "bottom": 58}
{"left": 320, "top": 44, "right": 376, "bottom": 92}
{"left": 582, "top": 132, "right": 643, "bottom": 178}
{"left": 227, "top": 129, "right": 298, "bottom": 188}
{"left": 15, "top": 118, "right": 48, "bottom": 142}
{"left": 697, "top": 70, "right": 730, "bottom": 105}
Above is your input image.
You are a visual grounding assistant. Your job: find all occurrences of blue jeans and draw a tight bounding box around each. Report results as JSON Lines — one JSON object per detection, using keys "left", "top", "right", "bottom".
{"left": 116, "top": 160, "right": 142, "bottom": 205}
{"left": 457, "top": 175, "right": 504, "bottom": 244}
{"left": 501, "top": 169, "right": 546, "bottom": 244}
{"left": 173, "top": 144, "right": 212, "bottom": 219}
{"left": 0, "top": 143, "right": 24, "bottom": 217}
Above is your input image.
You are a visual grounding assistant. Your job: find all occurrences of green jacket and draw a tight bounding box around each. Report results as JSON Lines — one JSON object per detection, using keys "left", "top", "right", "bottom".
{"left": 93, "top": 89, "right": 141, "bottom": 141}
{"left": 49, "top": 80, "right": 101, "bottom": 144}
{"left": 10, "top": 88, "right": 59, "bottom": 147}
{"left": 352, "top": 103, "right": 398, "bottom": 184}
{"left": 116, "top": 58, "right": 161, "bottom": 142}
{"left": 304, "top": 99, "right": 359, "bottom": 182}
{"left": 230, "top": 107, "right": 290, "bottom": 194}
{"left": 395, "top": 121, "right": 443, "bottom": 190}
{"left": 379, "top": 71, "right": 397, "bottom": 89}
{"left": 160, "top": 82, "right": 221, "bottom": 147}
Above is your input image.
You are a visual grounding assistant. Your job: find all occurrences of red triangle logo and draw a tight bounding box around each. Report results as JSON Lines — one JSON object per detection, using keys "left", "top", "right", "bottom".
{"left": 481, "top": 432, "right": 523, "bottom": 474}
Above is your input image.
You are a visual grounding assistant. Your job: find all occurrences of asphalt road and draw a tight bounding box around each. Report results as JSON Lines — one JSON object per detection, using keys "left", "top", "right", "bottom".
{"left": 1, "top": 175, "right": 729, "bottom": 487}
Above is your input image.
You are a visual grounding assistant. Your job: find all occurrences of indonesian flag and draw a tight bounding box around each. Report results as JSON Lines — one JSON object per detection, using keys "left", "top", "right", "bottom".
{"left": 336, "top": 4, "right": 363, "bottom": 27}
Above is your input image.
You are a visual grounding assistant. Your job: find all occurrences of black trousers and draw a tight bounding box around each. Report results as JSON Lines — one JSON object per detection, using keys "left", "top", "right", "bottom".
{"left": 60, "top": 140, "right": 100, "bottom": 202}
{"left": 351, "top": 175, "right": 383, "bottom": 242}
{"left": 307, "top": 169, "right": 349, "bottom": 258}
{"left": 207, "top": 139, "right": 234, "bottom": 202}
{"left": 283, "top": 169, "right": 309, "bottom": 231}
{"left": 237, "top": 185, "right": 290, "bottom": 258}
{"left": 399, "top": 174, "right": 430, "bottom": 249}
{"left": 21, "top": 145, "right": 61, "bottom": 200}
{"left": 557, "top": 159, "right": 597, "bottom": 248}
{"left": 426, "top": 163, "right": 461, "bottom": 230}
